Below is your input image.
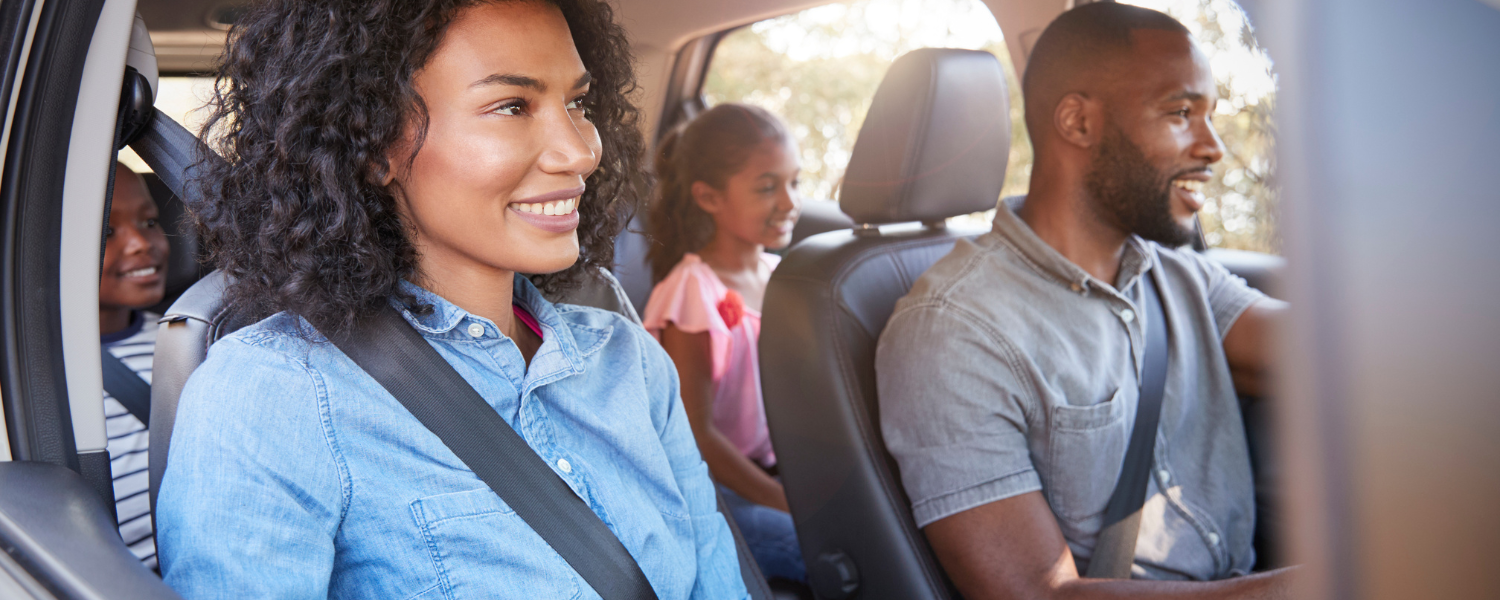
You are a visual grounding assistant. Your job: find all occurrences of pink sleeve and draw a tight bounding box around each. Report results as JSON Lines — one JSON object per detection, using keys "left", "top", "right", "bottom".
{"left": 642, "top": 262, "right": 732, "bottom": 381}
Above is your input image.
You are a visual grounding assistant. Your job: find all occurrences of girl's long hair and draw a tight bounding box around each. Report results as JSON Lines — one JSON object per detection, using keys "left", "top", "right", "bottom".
{"left": 192, "top": 0, "right": 646, "bottom": 337}
{"left": 646, "top": 103, "right": 789, "bottom": 282}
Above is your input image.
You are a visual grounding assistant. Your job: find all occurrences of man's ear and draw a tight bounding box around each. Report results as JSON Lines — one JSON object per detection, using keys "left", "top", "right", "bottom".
{"left": 690, "top": 181, "right": 724, "bottom": 214}
{"left": 1054, "top": 92, "right": 1104, "bottom": 149}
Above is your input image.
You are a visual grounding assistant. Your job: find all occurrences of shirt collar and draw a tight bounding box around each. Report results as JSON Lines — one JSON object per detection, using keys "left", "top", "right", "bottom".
{"left": 992, "top": 195, "right": 1156, "bottom": 294}
{"left": 392, "top": 275, "right": 609, "bottom": 375}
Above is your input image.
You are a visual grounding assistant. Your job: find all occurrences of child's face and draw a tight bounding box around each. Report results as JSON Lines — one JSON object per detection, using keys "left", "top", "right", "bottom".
{"left": 697, "top": 139, "right": 802, "bottom": 251}
{"left": 100, "top": 167, "right": 169, "bottom": 312}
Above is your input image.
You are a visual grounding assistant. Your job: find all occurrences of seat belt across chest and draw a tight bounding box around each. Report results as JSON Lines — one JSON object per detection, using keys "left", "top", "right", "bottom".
{"left": 1085, "top": 269, "right": 1172, "bottom": 579}
{"left": 332, "top": 307, "right": 660, "bottom": 600}
{"left": 100, "top": 348, "right": 151, "bottom": 427}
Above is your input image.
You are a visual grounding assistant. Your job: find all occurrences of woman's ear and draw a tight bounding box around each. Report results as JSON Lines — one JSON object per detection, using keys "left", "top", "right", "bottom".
{"left": 690, "top": 180, "right": 724, "bottom": 214}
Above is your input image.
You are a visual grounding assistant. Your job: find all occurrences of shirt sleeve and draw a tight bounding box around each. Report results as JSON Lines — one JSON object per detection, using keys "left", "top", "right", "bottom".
{"left": 156, "top": 335, "right": 347, "bottom": 598}
{"left": 1182, "top": 251, "right": 1269, "bottom": 340}
{"left": 638, "top": 329, "right": 749, "bottom": 599}
{"left": 642, "top": 264, "right": 732, "bottom": 381}
{"left": 876, "top": 302, "right": 1042, "bottom": 528}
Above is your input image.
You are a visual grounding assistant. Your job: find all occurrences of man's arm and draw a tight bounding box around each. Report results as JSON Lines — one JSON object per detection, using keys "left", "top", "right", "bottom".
{"left": 1221, "top": 298, "right": 1287, "bottom": 397}
{"left": 924, "top": 491, "right": 1294, "bottom": 600}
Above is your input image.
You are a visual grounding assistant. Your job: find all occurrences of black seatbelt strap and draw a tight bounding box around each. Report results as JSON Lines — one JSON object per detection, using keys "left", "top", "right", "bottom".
{"left": 100, "top": 348, "right": 151, "bottom": 427}
{"left": 1086, "top": 270, "right": 1171, "bottom": 579}
{"left": 331, "top": 307, "right": 660, "bottom": 600}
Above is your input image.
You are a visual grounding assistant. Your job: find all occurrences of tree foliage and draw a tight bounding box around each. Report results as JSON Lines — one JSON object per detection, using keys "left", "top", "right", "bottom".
{"left": 704, "top": 0, "right": 1279, "bottom": 253}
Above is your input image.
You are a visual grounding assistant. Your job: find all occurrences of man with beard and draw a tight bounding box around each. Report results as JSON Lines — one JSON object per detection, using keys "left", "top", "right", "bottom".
{"left": 875, "top": 3, "right": 1292, "bottom": 598}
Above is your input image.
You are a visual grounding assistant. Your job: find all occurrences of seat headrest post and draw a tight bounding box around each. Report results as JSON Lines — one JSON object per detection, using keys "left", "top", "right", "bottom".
{"left": 838, "top": 48, "right": 1012, "bottom": 225}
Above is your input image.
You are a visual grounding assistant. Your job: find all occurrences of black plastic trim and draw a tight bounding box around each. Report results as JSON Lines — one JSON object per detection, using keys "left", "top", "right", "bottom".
{"left": 0, "top": 0, "right": 104, "bottom": 468}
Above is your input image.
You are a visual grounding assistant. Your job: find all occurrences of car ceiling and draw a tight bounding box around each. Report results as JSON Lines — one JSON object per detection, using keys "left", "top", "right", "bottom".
{"left": 136, "top": 0, "right": 1067, "bottom": 137}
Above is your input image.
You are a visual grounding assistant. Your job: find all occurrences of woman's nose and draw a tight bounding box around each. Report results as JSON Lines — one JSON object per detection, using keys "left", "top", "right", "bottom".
{"left": 537, "top": 112, "right": 598, "bottom": 176}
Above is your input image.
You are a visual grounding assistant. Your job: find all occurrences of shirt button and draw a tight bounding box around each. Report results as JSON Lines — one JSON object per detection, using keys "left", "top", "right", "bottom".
{"left": 1206, "top": 532, "right": 1220, "bottom": 546}
{"left": 1120, "top": 308, "right": 1136, "bottom": 323}
{"left": 1070, "top": 282, "right": 1084, "bottom": 293}
{"left": 466, "top": 323, "right": 485, "bottom": 338}
{"left": 557, "top": 458, "right": 572, "bottom": 474}
{"left": 1157, "top": 469, "right": 1171, "bottom": 483}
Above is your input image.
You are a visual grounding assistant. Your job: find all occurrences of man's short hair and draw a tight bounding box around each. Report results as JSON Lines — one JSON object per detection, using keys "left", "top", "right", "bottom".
{"left": 1021, "top": 2, "right": 1191, "bottom": 138}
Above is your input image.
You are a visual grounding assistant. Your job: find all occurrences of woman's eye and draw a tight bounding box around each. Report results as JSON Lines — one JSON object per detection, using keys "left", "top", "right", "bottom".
{"left": 144, "top": 218, "right": 159, "bottom": 229}
{"left": 566, "top": 96, "right": 589, "bottom": 116}
{"left": 103, "top": 225, "right": 114, "bottom": 239}
{"left": 494, "top": 100, "right": 527, "bottom": 116}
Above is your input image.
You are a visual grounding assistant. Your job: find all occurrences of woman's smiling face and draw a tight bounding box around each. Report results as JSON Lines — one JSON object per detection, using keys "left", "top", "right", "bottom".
{"left": 393, "top": 1, "right": 601, "bottom": 283}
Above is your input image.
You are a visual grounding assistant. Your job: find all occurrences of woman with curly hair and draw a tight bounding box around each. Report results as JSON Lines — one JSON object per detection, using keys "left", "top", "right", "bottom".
{"left": 153, "top": 1, "right": 747, "bottom": 598}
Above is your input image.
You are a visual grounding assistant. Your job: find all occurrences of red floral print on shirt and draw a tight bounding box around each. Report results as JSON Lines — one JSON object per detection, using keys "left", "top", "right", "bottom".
{"left": 717, "top": 290, "right": 746, "bottom": 330}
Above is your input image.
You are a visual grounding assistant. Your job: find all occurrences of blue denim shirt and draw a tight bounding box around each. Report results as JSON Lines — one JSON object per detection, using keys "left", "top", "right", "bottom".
{"left": 157, "top": 276, "right": 747, "bottom": 599}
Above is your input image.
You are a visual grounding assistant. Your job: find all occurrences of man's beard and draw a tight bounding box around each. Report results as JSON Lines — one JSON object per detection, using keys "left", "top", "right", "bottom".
{"left": 1083, "top": 125, "right": 1195, "bottom": 247}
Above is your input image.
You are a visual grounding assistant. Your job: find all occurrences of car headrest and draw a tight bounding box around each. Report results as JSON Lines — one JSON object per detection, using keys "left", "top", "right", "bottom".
{"left": 839, "top": 48, "right": 1012, "bottom": 225}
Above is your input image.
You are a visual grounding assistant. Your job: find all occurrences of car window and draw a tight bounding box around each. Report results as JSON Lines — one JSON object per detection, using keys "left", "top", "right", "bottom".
{"left": 118, "top": 76, "right": 215, "bottom": 172}
{"left": 1120, "top": 0, "right": 1278, "bottom": 253}
{"left": 701, "top": 0, "right": 1031, "bottom": 230}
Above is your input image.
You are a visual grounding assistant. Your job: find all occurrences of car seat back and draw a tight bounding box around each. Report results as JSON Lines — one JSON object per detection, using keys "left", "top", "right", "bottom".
{"left": 759, "top": 48, "right": 1012, "bottom": 600}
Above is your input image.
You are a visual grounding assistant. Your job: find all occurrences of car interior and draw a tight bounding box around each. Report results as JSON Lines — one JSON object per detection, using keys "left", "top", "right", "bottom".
{"left": 1, "top": 0, "right": 1496, "bottom": 599}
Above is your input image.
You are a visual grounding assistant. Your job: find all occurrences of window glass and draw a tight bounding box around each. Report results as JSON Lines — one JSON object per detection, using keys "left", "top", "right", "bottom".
{"left": 118, "top": 76, "right": 216, "bottom": 172}
{"left": 702, "top": 0, "right": 1031, "bottom": 228}
{"left": 1121, "top": 0, "right": 1278, "bottom": 253}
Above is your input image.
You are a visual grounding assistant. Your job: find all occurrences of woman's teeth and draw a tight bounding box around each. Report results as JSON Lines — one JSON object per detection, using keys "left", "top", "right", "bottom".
{"left": 123, "top": 266, "right": 156, "bottom": 278}
{"left": 1172, "top": 179, "right": 1206, "bottom": 193}
{"left": 512, "top": 197, "right": 579, "bottom": 216}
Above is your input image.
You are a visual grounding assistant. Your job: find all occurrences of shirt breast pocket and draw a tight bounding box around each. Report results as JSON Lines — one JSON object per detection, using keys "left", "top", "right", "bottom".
{"left": 1046, "top": 389, "right": 1132, "bottom": 523}
{"left": 411, "top": 488, "right": 583, "bottom": 600}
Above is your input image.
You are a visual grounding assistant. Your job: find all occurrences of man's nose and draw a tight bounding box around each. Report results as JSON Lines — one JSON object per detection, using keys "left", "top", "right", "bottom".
{"left": 1194, "top": 118, "right": 1226, "bottom": 164}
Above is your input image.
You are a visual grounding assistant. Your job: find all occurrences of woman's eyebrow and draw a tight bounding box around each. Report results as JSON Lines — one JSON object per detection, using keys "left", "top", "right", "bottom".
{"left": 469, "top": 72, "right": 593, "bottom": 91}
{"left": 470, "top": 73, "right": 544, "bottom": 90}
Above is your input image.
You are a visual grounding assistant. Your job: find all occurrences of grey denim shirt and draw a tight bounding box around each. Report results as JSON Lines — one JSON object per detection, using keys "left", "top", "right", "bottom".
{"left": 876, "top": 197, "right": 1265, "bottom": 580}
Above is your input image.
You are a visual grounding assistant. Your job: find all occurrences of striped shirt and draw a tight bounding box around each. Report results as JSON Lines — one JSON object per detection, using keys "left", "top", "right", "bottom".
{"left": 103, "top": 311, "right": 158, "bottom": 570}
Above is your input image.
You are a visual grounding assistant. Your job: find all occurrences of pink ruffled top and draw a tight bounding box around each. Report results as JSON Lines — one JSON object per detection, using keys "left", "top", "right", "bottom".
{"left": 643, "top": 252, "right": 780, "bottom": 467}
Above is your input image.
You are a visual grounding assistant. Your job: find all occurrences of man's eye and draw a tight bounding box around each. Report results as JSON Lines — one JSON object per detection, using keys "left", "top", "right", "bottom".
{"left": 144, "top": 218, "right": 159, "bottom": 229}
{"left": 1174, "top": 108, "right": 1192, "bottom": 118}
{"left": 103, "top": 226, "right": 114, "bottom": 239}
{"left": 494, "top": 100, "right": 527, "bottom": 116}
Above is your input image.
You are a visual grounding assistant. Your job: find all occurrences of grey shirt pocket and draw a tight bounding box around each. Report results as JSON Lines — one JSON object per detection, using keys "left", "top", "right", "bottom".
{"left": 1046, "top": 388, "right": 1131, "bottom": 523}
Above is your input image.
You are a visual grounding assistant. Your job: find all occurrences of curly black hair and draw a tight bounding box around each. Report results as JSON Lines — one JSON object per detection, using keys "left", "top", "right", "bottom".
{"left": 192, "top": 0, "right": 646, "bottom": 336}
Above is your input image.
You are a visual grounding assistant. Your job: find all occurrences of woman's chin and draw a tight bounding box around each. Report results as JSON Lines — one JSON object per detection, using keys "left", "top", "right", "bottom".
{"left": 507, "top": 249, "right": 581, "bottom": 276}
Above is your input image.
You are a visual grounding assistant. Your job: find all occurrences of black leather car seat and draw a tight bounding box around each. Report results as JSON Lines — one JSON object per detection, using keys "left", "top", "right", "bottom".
{"left": 759, "top": 48, "right": 1013, "bottom": 600}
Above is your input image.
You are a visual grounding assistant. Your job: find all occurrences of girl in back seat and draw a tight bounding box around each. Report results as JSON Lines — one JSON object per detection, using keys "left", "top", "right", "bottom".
{"left": 153, "top": 1, "right": 747, "bottom": 598}
{"left": 643, "top": 103, "right": 806, "bottom": 583}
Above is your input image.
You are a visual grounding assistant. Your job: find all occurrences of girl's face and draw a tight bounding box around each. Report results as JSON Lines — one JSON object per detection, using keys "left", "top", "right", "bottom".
{"left": 392, "top": 1, "right": 600, "bottom": 282}
{"left": 693, "top": 139, "right": 803, "bottom": 251}
{"left": 100, "top": 165, "right": 169, "bottom": 311}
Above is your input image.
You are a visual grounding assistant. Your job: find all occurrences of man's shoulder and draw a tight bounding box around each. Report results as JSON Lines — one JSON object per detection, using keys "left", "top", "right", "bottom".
{"left": 893, "top": 231, "right": 1037, "bottom": 327}
{"left": 904, "top": 231, "right": 1019, "bottom": 302}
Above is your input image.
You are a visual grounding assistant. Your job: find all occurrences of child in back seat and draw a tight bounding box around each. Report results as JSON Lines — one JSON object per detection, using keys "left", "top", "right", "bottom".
{"left": 98, "top": 161, "right": 170, "bottom": 569}
{"left": 643, "top": 103, "right": 806, "bottom": 583}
